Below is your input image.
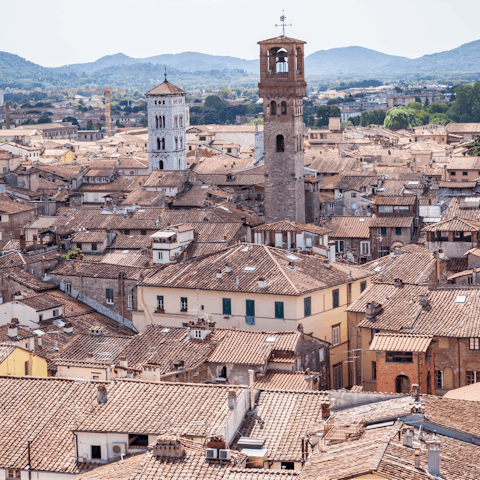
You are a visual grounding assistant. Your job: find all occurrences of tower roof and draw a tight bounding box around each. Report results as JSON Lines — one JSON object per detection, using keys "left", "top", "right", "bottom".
{"left": 258, "top": 36, "right": 306, "bottom": 45}
{"left": 145, "top": 80, "right": 186, "bottom": 96}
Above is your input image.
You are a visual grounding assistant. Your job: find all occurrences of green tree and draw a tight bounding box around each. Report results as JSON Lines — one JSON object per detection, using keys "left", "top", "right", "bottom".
{"left": 37, "top": 116, "right": 52, "bottom": 124}
{"left": 448, "top": 82, "right": 480, "bottom": 122}
{"left": 63, "top": 116, "right": 78, "bottom": 125}
{"left": 218, "top": 88, "right": 232, "bottom": 99}
{"left": 428, "top": 103, "right": 449, "bottom": 114}
{"left": 407, "top": 102, "right": 423, "bottom": 111}
{"left": 429, "top": 113, "right": 451, "bottom": 125}
{"left": 465, "top": 135, "right": 480, "bottom": 156}
{"left": 86, "top": 120, "right": 94, "bottom": 130}
{"left": 307, "top": 115, "right": 315, "bottom": 127}
{"left": 384, "top": 106, "right": 416, "bottom": 130}
{"left": 415, "top": 110, "right": 430, "bottom": 126}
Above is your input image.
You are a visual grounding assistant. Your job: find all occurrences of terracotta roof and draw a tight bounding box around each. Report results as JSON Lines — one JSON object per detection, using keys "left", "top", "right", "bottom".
{"left": 423, "top": 217, "right": 480, "bottom": 232}
{"left": 111, "top": 235, "right": 152, "bottom": 250}
{"left": 0, "top": 267, "right": 57, "bottom": 291}
{"left": 325, "top": 216, "right": 372, "bottom": 239}
{"left": 0, "top": 197, "right": 36, "bottom": 214}
{"left": 145, "top": 80, "right": 186, "bottom": 96}
{"left": 0, "top": 344, "right": 16, "bottom": 363}
{"left": 374, "top": 195, "right": 416, "bottom": 206}
{"left": 371, "top": 215, "right": 414, "bottom": 228}
{"left": 447, "top": 156, "right": 480, "bottom": 170}
{"left": 444, "top": 382, "right": 480, "bottom": 401}
{"left": 258, "top": 36, "right": 306, "bottom": 44}
{"left": 143, "top": 170, "right": 189, "bottom": 187}
{"left": 439, "top": 180, "right": 477, "bottom": 188}
{"left": 370, "top": 333, "right": 433, "bottom": 352}
{"left": 252, "top": 221, "right": 330, "bottom": 236}
{"left": 21, "top": 293, "right": 64, "bottom": 312}
{"left": 141, "top": 244, "right": 372, "bottom": 296}
{"left": 71, "top": 230, "right": 108, "bottom": 243}
{"left": 253, "top": 370, "right": 319, "bottom": 391}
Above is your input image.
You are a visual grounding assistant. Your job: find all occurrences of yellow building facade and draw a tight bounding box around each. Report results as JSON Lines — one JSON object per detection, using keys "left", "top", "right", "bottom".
{"left": 0, "top": 344, "right": 48, "bottom": 377}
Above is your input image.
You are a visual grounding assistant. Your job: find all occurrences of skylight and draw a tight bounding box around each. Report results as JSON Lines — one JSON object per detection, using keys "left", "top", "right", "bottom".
{"left": 286, "top": 254, "right": 300, "bottom": 261}
{"left": 456, "top": 295, "right": 467, "bottom": 304}
{"left": 244, "top": 266, "right": 256, "bottom": 272}
{"left": 161, "top": 328, "right": 170, "bottom": 333}
{"left": 265, "top": 336, "right": 277, "bottom": 343}
{"left": 122, "top": 250, "right": 130, "bottom": 254}
{"left": 53, "top": 319, "right": 65, "bottom": 327}
{"left": 359, "top": 218, "right": 365, "bottom": 222}
{"left": 374, "top": 266, "right": 383, "bottom": 272}
{"left": 33, "top": 329, "right": 45, "bottom": 336}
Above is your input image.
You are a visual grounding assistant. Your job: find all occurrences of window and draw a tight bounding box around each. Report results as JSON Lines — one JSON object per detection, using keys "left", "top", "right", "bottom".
{"left": 360, "top": 281, "right": 367, "bottom": 293}
{"left": 219, "top": 366, "right": 227, "bottom": 379}
{"left": 106, "top": 288, "right": 114, "bottom": 304}
{"left": 351, "top": 192, "right": 357, "bottom": 198}
{"left": 91, "top": 445, "right": 102, "bottom": 459}
{"left": 65, "top": 283, "right": 72, "bottom": 294}
{"left": 319, "top": 347, "right": 325, "bottom": 362}
{"left": 329, "top": 203, "right": 334, "bottom": 208}
{"left": 335, "top": 240, "right": 344, "bottom": 253}
{"left": 276, "top": 134, "right": 284, "bottom": 152}
{"left": 467, "top": 371, "right": 480, "bottom": 385}
{"left": 200, "top": 136, "right": 206, "bottom": 141}
{"left": 140, "top": 230, "right": 147, "bottom": 236}
{"left": 380, "top": 245, "right": 390, "bottom": 257}
{"left": 24, "top": 360, "right": 29, "bottom": 376}
{"left": 395, "top": 227, "right": 402, "bottom": 235}
{"left": 124, "top": 230, "right": 130, "bottom": 235}
{"left": 394, "top": 206, "right": 410, "bottom": 213}
{"left": 275, "top": 301, "right": 284, "bottom": 319}
{"left": 53, "top": 309, "right": 59, "bottom": 317}
{"left": 372, "top": 361, "right": 377, "bottom": 380}
{"left": 92, "top": 243, "right": 97, "bottom": 251}
{"left": 332, "top": 324, "right": 341, "bottom": 346}
{"left": 304, "top": 297, "right": 311, "bottom": 317}
{"left": 76, "top": 243, "right": 82, "bottom": 250}
{"left": 361, "top": 242, "right": 370, "bottom": 255}
{"left": 128, "top": 295, "right": 133, "bottom": 309}
{"left": 378, "top": 206, "right": 394, "bottom": 213}
{"left": 380, "top": 227, "right": 387, "bottom": 235}
{"left": 281, "top": 101, "right": 287, "bottom": 115}
{"left": 39, "top": 314, "right": 43, "bottom": 322}
{"left": 222, "top": 298, "right": 231, "bottom": 315}
{"left": 333, "top": 363, "right": 343, "bottom": 390}
{"left": 450, "top": 171, "right": 456, "bottom": 175}
{"left": 281, "top": 462, "right": 295, "bottom": 470}
{"left": 246, "top": 299, "right": 255, "bottom": 317}
{"left": 129, "top": 434, "right": 149, "bottom": 446}
{"left": 463, "top": 171, "right": 468, "bottom": 176}
{"left": 386, "top": 351, "right": 413, "bottom": 363}
{"left": 6, "top": 470, "right": 21, "bottom": 479}
{"left": 470, "top": 338, "right": 480, "bottom": 350}
{"left": 435, "top": 370, "right": 443, "bottom": 388}
{"left": 270, "top": 101, "right": 277, "bottom": 115}
{"left": 227, "top": 148, "right": 232, "bottom": 153}
{"left": 332, "top": 289, "right": 340, "bottom": 309}
{"left": 181, "top": 297, "right": 188, "bottom": 312}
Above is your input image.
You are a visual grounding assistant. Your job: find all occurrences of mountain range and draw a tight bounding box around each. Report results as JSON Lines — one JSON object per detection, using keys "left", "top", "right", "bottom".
{"left": 2, "top": 39, "right": 480, "bottom": 82}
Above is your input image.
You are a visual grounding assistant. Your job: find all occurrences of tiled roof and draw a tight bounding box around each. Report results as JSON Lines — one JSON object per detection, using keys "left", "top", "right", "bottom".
{"left": 0, "top": 197, "right": 36, "bottom": 214}
{"left": 371, "top": 215, "right": 414, "bottom": 228}
{"left": 306, "top": 156, "right": 355, "bottom": 174}
{"left": 145, "top": 80, "right": 186, "bottom": 96}
{"left": 333, "top": 174, "right": 378, "bottom": 192}
{"left": 141, "top": 244, "right": 372, "bottom": 295}
{"left": 252, "top": 221, "right": 330, "bottom": 235}
{"left": 258, "top": 36, "right": 306, "bottom": 44}
{"left": 325, "top": 216, "right": 372, "bottom": 239}
{"left": 253, "top": 370, "right": 319, "bottom": 391}
{"left": 143, "top": 170, "right": 188, "bottom": 187}
{"left": 111, "top": 235, "right": 152, "bottom": 250}
{"left": 197, "top": 173, "right": 265, "bottom": 187}
{"left": 75, "top": 380, "right": 247, "bottom": 436}
{"left": 98, "top": 253, "right": 150, "bottom": 267}
{"left": 233, "top": 390, "right": 325, "bottom": 462}
{"left": 423, "top": 217, "right": 480, "bottom": 232}
{"left": 71, "top": 230, "right": 108, "bottom": 243}
{"left": 444, "top": 382, "right": 480, "bottom": 401}
{"left": 439, "top": 180, "right": 477, "bottom": 188}
{"left": 374, "top": 195, "right": 416, "bottom": 206}
{"left": 122, "top": 188, "right": 164, "bottom": 206}
{"left": 171, "top": 185, "right": 209, "bottom": 207}
{"left": 81, "top": 175, "right": 146, "bottom": 193}
{"left": 370, "top": 333, "right": 433, "bottom": 352}
{"left": 21, "top": 293, "right": 64, "bottom": 312}
{"left": 208, "top": 330, "right": 300, "bottom": 365}
{"left": 0, "top": 344, "right": 16, "bottom": 363}
{"left": 447, "top": 156, "right": 480, "bottom": 170}
{"left": 447, "top": 257, "right": 468, "bottom": 273}
{"left": 0, "top": 267, "right": 57, "bottom": 291}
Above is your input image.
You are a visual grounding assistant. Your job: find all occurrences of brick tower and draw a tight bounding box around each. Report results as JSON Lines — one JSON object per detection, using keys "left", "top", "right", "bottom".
{"left": 258, "top": 26, "right": 307, "bottom": 223}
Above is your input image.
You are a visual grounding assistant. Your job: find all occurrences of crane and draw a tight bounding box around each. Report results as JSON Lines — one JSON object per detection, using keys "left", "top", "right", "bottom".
{"left": 105, "top": 88, "right": 126, "bottom": 137}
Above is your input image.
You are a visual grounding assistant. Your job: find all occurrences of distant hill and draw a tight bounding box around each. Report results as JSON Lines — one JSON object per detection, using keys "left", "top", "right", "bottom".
{"left": 305, "top": 46, "right": 408, "bottom": 75}
{"left": 0, "top": 51, "right": 43, "bottom": 72}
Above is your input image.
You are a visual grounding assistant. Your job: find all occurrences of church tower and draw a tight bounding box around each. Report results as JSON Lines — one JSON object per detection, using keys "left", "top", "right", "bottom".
{"left": 146, "top": 76, "right": 187, "bottom": 173}
{"left": 258, "top": 24, "right": 306, "bottom": 223}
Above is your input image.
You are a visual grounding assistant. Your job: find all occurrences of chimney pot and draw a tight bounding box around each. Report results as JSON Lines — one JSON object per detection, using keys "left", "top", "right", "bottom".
{"left": 119, "top": 356, "right": 128, "bottom": 369}
{"left": 258, "top": 277, "right": 266, "bottom": 289}
{"left": 426, "top": 435, "right": 441, "bottom": 477}
{"left": 402, "top": 426, "right": 414, "bottom": 447}
{"left": 227, "top": 390, "right": 237, "bottom": 410}
{"left": 97, "top": 385, "right": 108, "bottom": 403}
{"left": 419, "top": 294, "right": 428, "bottom": 307}
{"left": 225, "top": 262, "right": 232, "bottom": 274}
{"left": 86, "top": 352, "right": 94, "bottom": 360}
{"left": 7, "top": 323, "right": 17, "bottom": 338}
{"left": 394, "top": 278, "right": 403, "bottom": 287}
{"left": 216, "top": 269, "right": 223, "bottom": 280}
{"left": 63, "top": 322, "right": 73, "bottom": 334}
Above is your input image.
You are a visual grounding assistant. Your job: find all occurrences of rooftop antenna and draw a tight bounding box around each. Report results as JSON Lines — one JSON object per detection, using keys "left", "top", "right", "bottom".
{"left": 164, "top": 65, "right": 167, "bottom": 82}
{"left": 276, "top": 11, "right": 292, "bottom": 37}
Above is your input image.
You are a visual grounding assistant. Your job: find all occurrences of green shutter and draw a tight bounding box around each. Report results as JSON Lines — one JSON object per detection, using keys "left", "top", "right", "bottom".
{"left": 246, "top": 299, "right": 255, "bottom": 317}
{"left": 333, "top": 289, "right": 339, "bottom": 309}
{"left": 222, "top": 298, "right": 232, "bottom": 315}
{"left": 275, "top": 301, "right": 284, "bottom": 319}
{"left": 304, "top": 297, "right": 311, "bottom": 317}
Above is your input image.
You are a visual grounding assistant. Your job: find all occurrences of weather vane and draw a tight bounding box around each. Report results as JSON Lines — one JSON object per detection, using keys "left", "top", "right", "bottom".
{"left": 275, "top": 10, "right": 292, "bottom": 37}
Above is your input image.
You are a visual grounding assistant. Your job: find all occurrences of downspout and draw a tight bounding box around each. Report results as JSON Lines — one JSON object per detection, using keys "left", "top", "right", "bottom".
{"left": 457, "top": 338, "right": 461, "bottom": 388}
{"left": 121, "top": 271, "right": 124, "bottom": 322}
{"left": 27, "top": 440, "right": 32, "bottom": 480}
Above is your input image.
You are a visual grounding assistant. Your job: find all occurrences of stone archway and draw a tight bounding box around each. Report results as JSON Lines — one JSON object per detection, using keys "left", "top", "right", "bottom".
{"left": 395, "top": 375, "right": 410, "bottom": 393}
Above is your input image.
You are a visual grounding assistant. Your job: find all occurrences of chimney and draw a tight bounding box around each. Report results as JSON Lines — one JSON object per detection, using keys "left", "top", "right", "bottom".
{"left": 394, "top": 278, "right": 403, "bottom": 287}
{"left": 328, "top": 241, "right": 336, "bottom": 262}
{"left": 63, "top": 322, "right": 73, "bottom": 334}
{"left": 33, "top": 234, "right": 38, "bottom": 252}
{"left": 19, "top": 234, "right": 26, "bottom": 253}
{"left": 419, "top": 294, "right": 428, "bottom": 307}
{"left": 7, "top": 323, "right": 17, "bottom": 338}
{"left": 438, "top": 249, "right": 444, "bottom": 261}
{"left": 97, "top": 385, "right": 108, "bottom": 403}
{"left": 228, "top": 390, "right": 237, "bottom": 410}
{"left": 365, "top": 301, "right": 379, "bottom": 320}
{"left": 216, "top": 269, "right": 223, "bottom": 280}
{"left": 5, "top": 101, "right": 10, "bottom": 130}
{"left": 258, "top": 277, "right": 267, "bottom": 289}
{"left": 248, "top": 369, "right": 255, "bottom": 410}
{"left": 119, "top": 356, "right": 128, "bottom": 369}
{"left": 86, "top": 352, "right": 94, "bottom": 361}
{"left": 225, "top": 262, "right": 232, "bottom": 274}
{"left": 402, "top": 426, "right": 414, "bottom": 447}
{"left": 426, "top": 434, "right": 441, "bottom": 477}
{"left": 321, "top": 399, "right": 331, "bottom": 419}
{"left": 414, "top": 445, "right": 421, "bottom": 468}
{"left": 236, "top": 276, "right": 240, "bottom": 289}
{"left": 323, "top": 260, "right": 331, "bottom": 269}
{"left": 390, "top": 251, "right": 395, "bottom": 259}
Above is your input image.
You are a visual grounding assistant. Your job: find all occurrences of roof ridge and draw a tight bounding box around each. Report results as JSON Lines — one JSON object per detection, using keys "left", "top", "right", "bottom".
{"left": 263, "top": 245, "right": 300, "bottom": 295}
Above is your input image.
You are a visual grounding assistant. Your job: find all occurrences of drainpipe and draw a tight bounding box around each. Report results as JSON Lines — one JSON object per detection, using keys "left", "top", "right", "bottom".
{"left": 248, "top": 369, "right": 255, "bottom": 410}
{"left": 457, "top": 338, "right": 461, "bottom": 388}
{"left": 120, "top": 271, "right": 124, "bottom": 322}
{"left": 27, "top": 440, "right": 32, "bottom": 480}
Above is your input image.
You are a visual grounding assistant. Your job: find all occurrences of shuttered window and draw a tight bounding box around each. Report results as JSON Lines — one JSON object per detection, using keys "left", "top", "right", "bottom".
{"left": 304, "top": 297, "right": 311, "bottom": 317}
{"left": 332, "top": 289, "right": 340, "bottom": 309}
{"left": 222, "top": 298, "right": 232, "bottom": 315}
{"left": 275, "top": 301, "right": 284, "bottom": 319}
{"left": 246, "top": 300, "right": 255, "bottom": 317}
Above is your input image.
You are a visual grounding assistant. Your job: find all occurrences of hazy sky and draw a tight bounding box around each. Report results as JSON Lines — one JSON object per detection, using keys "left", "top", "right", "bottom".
{"left": 2, "top": 0, "right": 479, "bottom": 67}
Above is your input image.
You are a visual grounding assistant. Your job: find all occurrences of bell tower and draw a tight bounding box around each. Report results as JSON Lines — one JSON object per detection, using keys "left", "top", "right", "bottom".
{"left": 258, "top": 19, "right": 306, "bottom": 224}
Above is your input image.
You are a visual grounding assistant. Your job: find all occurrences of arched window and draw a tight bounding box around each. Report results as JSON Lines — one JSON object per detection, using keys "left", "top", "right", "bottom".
{"left": 161, "top": 138, "right": 165, "bottom": 150}
{"left": 179, "top": 116, "right": 183, "bottom": 127}
{"left": 180, "top": 137, "right": 183, "bottom": 148}
{"left": 163, "top": 116, "right": 166, "bottom": 128}
{"left": 276, "top": 135, "right": 284, "bottom": 152}
{"left": 156, "top": 138, "right": 161, "bottom": 150}
{"left": 281, "top": 101, "right": 287, "bottom": 115}
{"left": 175, "top": 137, "right": 178, "bottom": 149}
{"left": 174, "top": 116, "right": 178, "bottom": 128}
{"left": 159, "top": 160, "right": 164, "bottom": 170}
{"left": 155, "top": 116, "right": 158, "bottom": 128}
{"left": 270, "top": 101, "right": 277, "bottom": 116}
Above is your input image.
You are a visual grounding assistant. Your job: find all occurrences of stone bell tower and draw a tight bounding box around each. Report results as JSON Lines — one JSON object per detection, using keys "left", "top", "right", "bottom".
{"left": 258, "top": 21, "right": 307, "bottom": 223}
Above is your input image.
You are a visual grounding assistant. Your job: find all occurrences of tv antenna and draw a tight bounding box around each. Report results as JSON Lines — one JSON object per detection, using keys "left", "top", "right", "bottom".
{"left": 276, "top": 11, "right": 292, "bottom": 37}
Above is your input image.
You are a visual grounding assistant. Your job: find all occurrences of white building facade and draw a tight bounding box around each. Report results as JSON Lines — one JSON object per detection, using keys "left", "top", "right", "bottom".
{"left": 146, "top": 78, "right": 187, "bottom": 173}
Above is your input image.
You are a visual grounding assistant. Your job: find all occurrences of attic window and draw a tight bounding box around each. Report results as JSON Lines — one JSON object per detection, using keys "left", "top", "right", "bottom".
{"left": 456, "top": 295, "right": 467, "bottom": 304}
{"left": 244, "top": 266, "right": 256, "bottom": 272}
{"left": 265, "top": 336, "right": 277, "bottom": 343}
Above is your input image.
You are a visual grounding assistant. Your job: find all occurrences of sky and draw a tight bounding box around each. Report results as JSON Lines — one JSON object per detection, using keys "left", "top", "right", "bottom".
{"left": 1, "top": 0, "right": 480, "bottom": 67}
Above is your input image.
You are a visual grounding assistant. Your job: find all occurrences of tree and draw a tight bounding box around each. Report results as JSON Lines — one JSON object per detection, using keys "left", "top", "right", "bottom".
{"left": 448, "top": 82, "right": 480, "bottom": 123}
{"left": 218, "top": 88, "right": 232, "bottom": 99}
{"left": 384, "top": 106, "right": 416, "bottom": 130}
{"left": 62, "top": 248, "right": 84, "bottom": 260}
{"left": 407, "top": 102, "right": 423, "bottom": 111}
{"left": 86, "top": 120, "right": 94, "bottom": 130}
{"left": 415, "top": 110, "right": 430, "bottom": 126}
{"left": 37, "top": 116, "right": 52, "bottom": 124}
{"left": 465, "top": 135, "right": 480, "bottom": 156}
{"left": 307, "top": 115, "right": 315, "bottom": 127}
{"left": 63, "top": 116, "right": 78, "bottom": 125}
{"left": 429, "top": 113, "right": 451, "bottom": 125}
{"left": 428, "top": 103, "right": 449, "bottom": 114}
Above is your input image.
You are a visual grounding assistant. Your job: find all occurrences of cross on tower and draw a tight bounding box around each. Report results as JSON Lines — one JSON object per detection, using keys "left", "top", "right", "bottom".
{"left": 275, "top": 11, "right": 292, "bottom": 37}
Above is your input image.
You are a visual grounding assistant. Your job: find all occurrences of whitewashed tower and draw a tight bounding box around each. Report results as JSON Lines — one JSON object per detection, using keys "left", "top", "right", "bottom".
{"left": 146, "top": 74, "right": 187, "bottom": 173}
